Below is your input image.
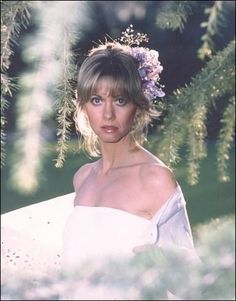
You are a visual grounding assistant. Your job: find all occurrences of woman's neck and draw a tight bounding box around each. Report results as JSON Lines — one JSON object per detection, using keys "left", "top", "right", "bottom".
{"left": 98, "top": 135, "right": 140, "bottom": 174}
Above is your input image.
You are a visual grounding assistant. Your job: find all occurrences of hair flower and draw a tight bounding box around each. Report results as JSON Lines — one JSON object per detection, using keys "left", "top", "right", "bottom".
{"left": 131, "top": 46, "right": 165, "bottom": 101}
{"left": 118, "top": 25, "right": 165, "bottom": 102}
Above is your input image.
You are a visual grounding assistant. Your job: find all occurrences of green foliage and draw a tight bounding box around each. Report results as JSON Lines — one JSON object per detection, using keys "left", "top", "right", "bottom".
{"left": 1, "top": 0, "right": 31, "bottom": 167}
{"left": 186, "top": 104, "right": 207, "bottom": 185}
{"left": 54, "top": 29, "right": 78, "bottom": 168}
{"left": 216, "top": 96, "right": 235, "bottom": 182}
{"left": 156, "top": 40, "right": 235, "bottom": 185}
{"left": 155, "top": 1, "right": 197, "bottom": 32}
{"left": 1, "top": 74, "right": 12, "bottom": 167}
{"left": 1, "top": 1, "right": 31, "bottom": 71}
{"left": 193, "top": 215, "right": 235, "bottom": 300}
{"left": 54, "top": 81, "right": 76, "bottom": 168}
{"left": 198, "top": 1, "right": 229, "bottom": 60}
{"left": 155, "top": 1, "right": 235, "bottom": 185}
{"left": 2, "top": 2, "right": 81, "bottom": 193}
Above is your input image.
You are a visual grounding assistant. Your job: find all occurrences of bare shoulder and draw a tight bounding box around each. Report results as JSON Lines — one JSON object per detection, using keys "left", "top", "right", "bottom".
{"left": 73, "top": 162, "right": 95, "bottom": 190}
{"left": 140, "top": 162, "right": 177, "bottom": 206}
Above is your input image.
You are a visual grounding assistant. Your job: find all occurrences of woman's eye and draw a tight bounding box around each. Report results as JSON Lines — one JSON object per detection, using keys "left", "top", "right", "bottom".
{"left": 115, "top": 97, "right": 127, "bottom": 106}
{"left": 90, "top": 96, "right": 102, "bottom": 105}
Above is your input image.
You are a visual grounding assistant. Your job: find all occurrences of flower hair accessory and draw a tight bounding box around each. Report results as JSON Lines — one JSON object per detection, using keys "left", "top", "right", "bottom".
{"left": 118, "top": 25, "right": 165, "bottom": 102}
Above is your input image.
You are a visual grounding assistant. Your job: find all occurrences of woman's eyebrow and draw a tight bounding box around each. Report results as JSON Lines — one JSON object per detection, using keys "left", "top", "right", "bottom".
{"left": 90, "top": 94, "right": 102, "bottom": 98}
{"left": 90, "top": 92, "right": 128, "bottom": 98}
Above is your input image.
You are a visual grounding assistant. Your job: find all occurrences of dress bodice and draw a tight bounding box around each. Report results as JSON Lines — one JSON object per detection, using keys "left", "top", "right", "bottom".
{"left": 62, "top": 184, "right": 194, "bottom": 272}
{"left": 62, "top": 206, "right": 151, "bottom": 269}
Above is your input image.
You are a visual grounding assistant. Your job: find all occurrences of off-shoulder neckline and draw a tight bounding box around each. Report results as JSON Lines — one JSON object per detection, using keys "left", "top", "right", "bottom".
{"left": 74, "top": 184, "right": 182, "bottom": 223}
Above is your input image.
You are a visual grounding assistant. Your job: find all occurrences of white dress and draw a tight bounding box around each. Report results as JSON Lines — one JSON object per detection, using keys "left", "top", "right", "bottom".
{"left": 1, "top": 185, "right": 196, "bottom": 299}
{"left": 62, "top": 184, "right": 194, "bottom": 268}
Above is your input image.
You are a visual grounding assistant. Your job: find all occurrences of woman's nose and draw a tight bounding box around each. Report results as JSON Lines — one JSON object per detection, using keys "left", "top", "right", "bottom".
{"left": 103, "top": 102, "right": 115, "bottom": 120}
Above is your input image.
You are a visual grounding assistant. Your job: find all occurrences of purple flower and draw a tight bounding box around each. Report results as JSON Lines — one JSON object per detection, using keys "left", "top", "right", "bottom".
{"left": 131, "top": 46, "right": 165, "bottom": 101}
{"left": 138, "top": 67, "right": 149, "bottom": 79}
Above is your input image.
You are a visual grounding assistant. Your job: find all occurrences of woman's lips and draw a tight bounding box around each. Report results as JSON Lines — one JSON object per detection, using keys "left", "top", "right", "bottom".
{"left": 101, "top": 126, "right": 118, "bottom": 133}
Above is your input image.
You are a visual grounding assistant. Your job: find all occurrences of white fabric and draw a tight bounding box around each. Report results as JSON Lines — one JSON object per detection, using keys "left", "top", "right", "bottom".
{"left": 1, "top": 193, "right": 74, "bottom": 280}
{"left": 62, "top": 185, "right": 194, "bottom": 272}
{"left": 1, "top": 185, "right": 196, "bottom": 299}
{"left": 61, "top": 184, "right": 195, "bottom": 300}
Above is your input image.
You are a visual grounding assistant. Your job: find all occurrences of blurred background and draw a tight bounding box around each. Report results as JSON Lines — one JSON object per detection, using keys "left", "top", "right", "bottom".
{"left": 1, "top": 1, "right": 235, "bottom": 230}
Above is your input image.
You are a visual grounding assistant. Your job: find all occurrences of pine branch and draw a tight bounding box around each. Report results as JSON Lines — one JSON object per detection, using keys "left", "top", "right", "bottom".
{"left": 156, "top": 100, "right": 186, "bottom": 167}
{"left": 186, "top": 104, "right": 207, "bottom": 185}
{"left": 198, "top": 1, "right": 228, "bottom": 60}
{"left": 1, "top": 74, "right": 16, "bottom": 167}
{"left": 1, "top": 1, "right": 31, "bottom": 167}
{"left": 54, "top": 28, "right": 78, "bottom": 168}
{"left": 156, "top": 1, "right": 197, "bottom": 32}
{"left": 1, "top": 1, "right": 31, "bottom": 71}
{"left": 1, "top": 114, "right": 7, "bottom": 167}
{"left": 54, "top": 81, "right": 76, "bottom": 168}
{"left": 156, "top": 39, "right": 235, "bottom": 184}
{"left": 8, "top": 1, "right": 83, "bottom": 193}
{"left": 175, "top": 39, "right": 235, "bottom": 110}
{"left": 216, "top": 96, "right": 235, "bottom": 182}
{"left": 8, "top": 2, "right": 57, "bottom": 194}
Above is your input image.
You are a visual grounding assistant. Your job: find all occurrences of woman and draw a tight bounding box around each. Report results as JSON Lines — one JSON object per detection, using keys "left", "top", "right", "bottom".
{"left": 1, "top": 28, "right": 197, "bottom": 300}
{"left": 61, "top": 35, "right": 197, "bottom": 299}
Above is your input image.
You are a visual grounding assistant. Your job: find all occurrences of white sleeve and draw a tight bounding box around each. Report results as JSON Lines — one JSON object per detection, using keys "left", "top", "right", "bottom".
{"left": 151, "top": 185, "right": 195, "bottom": 252}
{"left": 153, "top": 187, "right": 200, "bottom": 263}
{"left": 156, "top": 205, "right": 194, "bottom": 250}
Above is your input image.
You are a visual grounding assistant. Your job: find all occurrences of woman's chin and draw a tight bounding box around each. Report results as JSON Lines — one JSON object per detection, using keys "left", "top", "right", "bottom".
{"left": 98, "top": 133, "right": 125, "bottom": 144}
{"left": 100, "top": 137, "right": 123, "bottom": 144}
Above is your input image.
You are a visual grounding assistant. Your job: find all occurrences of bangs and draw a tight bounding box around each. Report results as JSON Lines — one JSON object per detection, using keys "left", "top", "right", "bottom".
{"left": 80, "top": 74, "right": 134, "bottom": 104}
{"left": 91, "top": 76, "right": 131, "bottom": 98}
{"left": 77, "top": 56, "right": 141, "bottom": 105}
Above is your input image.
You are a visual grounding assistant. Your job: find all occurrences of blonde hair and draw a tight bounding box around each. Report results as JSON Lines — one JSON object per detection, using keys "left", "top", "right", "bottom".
{"left": 74, "top": 42, "right": 160, "bottom": 157}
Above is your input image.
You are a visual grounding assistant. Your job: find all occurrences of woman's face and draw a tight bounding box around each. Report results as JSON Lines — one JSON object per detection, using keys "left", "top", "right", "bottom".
{"left": 84, "top": 80, "right": 137, "bottom": 144}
